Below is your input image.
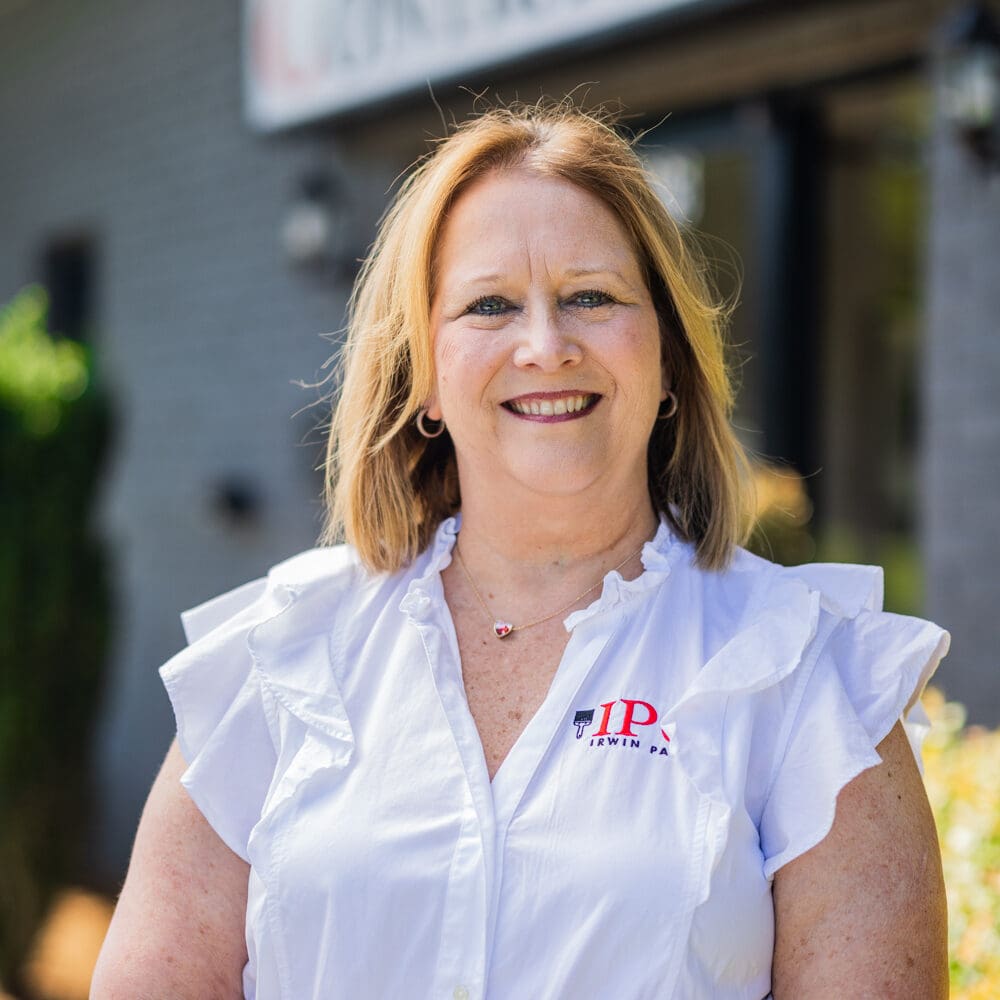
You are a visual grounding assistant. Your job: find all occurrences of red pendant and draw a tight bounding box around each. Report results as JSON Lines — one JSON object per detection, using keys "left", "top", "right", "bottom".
{"left": 493, "top": 621, "right": 513, "bottom": 639}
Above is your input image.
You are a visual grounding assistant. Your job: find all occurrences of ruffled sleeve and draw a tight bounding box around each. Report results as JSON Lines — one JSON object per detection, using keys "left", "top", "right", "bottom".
{"left": 758, "top": 569, "right": 950, "bottom": 879}
{"left": 159, "top": 576, "right": 287, "bottom": 864}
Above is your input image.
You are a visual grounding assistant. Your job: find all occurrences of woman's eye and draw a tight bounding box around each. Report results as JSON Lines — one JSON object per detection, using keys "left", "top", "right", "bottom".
{"left": 572, "top": 289, "right": 614, "bottom": 308}
{"left": 466, "top": 296, "right": 508, "bottom": 316}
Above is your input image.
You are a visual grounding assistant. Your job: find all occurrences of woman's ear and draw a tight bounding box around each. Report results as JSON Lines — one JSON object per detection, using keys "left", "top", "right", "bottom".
{"left": 658, "top": 318, "right": 672, "bottom": 403}
{"left": 424, "top": 392, "right": 443, "bottom": 423}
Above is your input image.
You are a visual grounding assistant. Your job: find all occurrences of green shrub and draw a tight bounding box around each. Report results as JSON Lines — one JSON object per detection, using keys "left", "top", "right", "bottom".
{"left": 0, "top": 286, "right": 112, "bottom": 991}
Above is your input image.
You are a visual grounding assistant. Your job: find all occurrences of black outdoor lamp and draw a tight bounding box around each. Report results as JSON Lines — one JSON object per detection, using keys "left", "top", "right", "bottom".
{"left": 281, "top": 170, "right": 336, "bottom": 266}
{"left": 940, "top": 2, "right": 1000, "bottom": 170}
{"left": 280, "top": 168, "right": 363, "bottom": 278}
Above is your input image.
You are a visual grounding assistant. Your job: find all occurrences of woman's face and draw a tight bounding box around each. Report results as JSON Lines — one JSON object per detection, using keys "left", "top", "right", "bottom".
{"left": 427, "top": 167, "right": 667, "bottom": 506}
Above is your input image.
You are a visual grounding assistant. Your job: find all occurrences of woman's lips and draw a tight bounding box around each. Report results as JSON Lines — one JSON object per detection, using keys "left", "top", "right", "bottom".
{"left": 502, "top": 392, "right": 600, "bottom": 422}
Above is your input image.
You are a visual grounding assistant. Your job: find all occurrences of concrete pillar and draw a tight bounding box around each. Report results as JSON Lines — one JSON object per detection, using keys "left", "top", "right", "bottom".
{"left": 923, "top": 8, "right": 1000, "bottom": 723}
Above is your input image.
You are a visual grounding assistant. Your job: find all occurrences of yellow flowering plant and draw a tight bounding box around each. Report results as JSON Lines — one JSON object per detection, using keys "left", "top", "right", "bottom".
{"left": 922, "top": 688, "right": 1000, "bottom": 998}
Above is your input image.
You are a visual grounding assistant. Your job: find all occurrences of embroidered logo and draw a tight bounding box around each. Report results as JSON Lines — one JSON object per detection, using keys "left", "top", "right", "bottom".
{"left": 571, "top": 699, "right": 675, "bottom": 758}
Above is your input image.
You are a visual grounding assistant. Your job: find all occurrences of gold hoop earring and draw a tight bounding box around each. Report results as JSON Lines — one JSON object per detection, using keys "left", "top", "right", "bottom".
{"left": 416, "top": 409, "right": 446, "bottom": 439}
{"left": 657, "top": 391, "right": 678, "bottom": 420}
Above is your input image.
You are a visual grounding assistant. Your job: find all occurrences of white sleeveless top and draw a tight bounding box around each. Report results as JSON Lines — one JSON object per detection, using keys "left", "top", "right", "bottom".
{"left": 159, "top": 517, "right": 949, "bottom": 999}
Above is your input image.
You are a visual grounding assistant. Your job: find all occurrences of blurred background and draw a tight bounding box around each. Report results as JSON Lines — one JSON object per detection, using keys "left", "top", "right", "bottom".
{"left": 1, "top": 0, "right": 998, "bottom": 996}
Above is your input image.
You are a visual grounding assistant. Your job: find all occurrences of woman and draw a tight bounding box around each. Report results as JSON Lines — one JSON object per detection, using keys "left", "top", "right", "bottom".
{"left": 92, "top": 101, "right": 950, "bottom": 998}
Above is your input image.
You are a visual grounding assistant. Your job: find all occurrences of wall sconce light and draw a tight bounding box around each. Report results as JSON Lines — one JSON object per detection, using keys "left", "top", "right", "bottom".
{"left": 280, "top": 168, "right": 363, "bottom": 277}
{"left": 941, "top": 2, "right": 1000, "bottom": 170}
{"left": 211, "top": 475, "right": 262, "bottom": 529}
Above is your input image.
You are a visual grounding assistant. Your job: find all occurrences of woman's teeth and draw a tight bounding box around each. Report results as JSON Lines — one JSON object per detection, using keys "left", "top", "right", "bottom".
{"left": 508, "top": 394, "right": 594, "bottom": 416}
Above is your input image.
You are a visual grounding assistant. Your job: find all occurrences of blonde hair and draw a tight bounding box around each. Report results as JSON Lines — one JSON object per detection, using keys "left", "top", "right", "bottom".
{"left": 321, "top": 99, "right": 753, "bottom": 572}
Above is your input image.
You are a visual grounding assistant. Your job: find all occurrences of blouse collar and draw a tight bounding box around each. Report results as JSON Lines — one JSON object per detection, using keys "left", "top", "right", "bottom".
{"left": 399, "top": 513, "right": 682, "bottom": 632}
{"left": 397, "top": 516, "right": 460, "bottom": 622}
{"left": 562, "top": 515, "right": 681, "bottom": 631}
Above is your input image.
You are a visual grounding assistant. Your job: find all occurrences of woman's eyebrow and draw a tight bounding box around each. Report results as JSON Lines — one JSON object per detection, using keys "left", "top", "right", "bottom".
{"left": 562, "top": 265, "right": 648, "bottom": 288}
{"left": 439, "top": 273, "right": 507, "bottom": 294}
{"left": 439, "top": 266, "right": 639, "bottom": 299}
{"left": 562, "top": 266, "right": 645, "bottom": 294}
{"left": 461, "top": 272, "right": 507, "bottom": 286}
{"left": 562, "top": 266, "right": 628, "bottom": 279}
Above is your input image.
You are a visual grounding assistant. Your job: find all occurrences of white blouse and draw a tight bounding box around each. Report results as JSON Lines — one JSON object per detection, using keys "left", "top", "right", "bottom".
{"left": 160, "top": 517, "right": 949, "bottom": 1000}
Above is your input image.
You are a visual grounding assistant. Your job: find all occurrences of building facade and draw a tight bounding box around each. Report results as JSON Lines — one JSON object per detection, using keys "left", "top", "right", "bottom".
{"left": 1, "top": 0, "right": 997, "bottom": 882}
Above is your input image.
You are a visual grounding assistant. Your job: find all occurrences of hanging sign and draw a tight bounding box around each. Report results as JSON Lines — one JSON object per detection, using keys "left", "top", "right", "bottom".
{"left": 243, "top": 0, "right": 719, "bottom": 130}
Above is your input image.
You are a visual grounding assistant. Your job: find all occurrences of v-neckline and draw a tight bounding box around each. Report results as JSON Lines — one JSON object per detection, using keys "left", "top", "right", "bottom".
{"left": 404, "top": 514, "right": 679, "bottom": 829}
{"left": 437, "top": 589, "right": 619, "bottom": 827}
{"left": 492, "top": 626, "right": 620, "bottom": 811}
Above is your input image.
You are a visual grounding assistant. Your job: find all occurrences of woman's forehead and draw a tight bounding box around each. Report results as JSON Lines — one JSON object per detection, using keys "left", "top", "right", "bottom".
{"left": 433, "top": 168, "right": 643, "bottom": 285}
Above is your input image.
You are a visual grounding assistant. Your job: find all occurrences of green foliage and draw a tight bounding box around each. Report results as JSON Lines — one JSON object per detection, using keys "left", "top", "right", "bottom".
{"left": 0, "top": 287, "right": 112, "bottom": 990}
{"left": 0, "top": 286, "right": 89, "bottom": 436}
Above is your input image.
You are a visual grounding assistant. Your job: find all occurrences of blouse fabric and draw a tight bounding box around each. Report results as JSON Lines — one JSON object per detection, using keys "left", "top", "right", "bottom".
{"left": 159, "top": 517, "right": 949, "bottom": 1000}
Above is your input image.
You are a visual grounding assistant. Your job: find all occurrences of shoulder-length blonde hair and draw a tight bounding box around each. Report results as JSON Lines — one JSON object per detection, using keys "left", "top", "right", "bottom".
{"left": 321, "top": 99, "right": 753, "bottom": 573}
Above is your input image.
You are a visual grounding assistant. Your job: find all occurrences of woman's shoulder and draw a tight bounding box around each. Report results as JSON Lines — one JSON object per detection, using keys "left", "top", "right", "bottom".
{"left": 174, "top": 526, "right": 457, "bottom": 672}
{"left": 709, "top": 543, "right": 884, "bottom": 619}
{"left": 263, "top": 542, "right": 378, "bottom": 615}
{"left": 178, "top": 542, "right": 369, "bottom": 646}
{"left": 670, "top": 542, "right": 946, "bottom": 727}
{"left": 267, "top": 542, "right": 364, "bottom": 586}
{"left": 714, "top": 545, "right": 948, "bottom": 764}
{"left": 664, "top": 544, "right": 949, "bottom": 881}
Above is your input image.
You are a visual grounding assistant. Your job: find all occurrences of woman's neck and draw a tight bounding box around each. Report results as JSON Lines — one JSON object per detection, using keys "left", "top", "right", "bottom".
{"left": 450, "top": 483, "right": 660, "bottom": 613}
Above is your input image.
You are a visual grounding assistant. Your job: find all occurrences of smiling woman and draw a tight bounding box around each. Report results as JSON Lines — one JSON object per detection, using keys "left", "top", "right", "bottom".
{"left": 424, "top": 168, "right": 665, "bottom": 530}
{"left": 93, "top": 99, "right": 949, "bottom": 1000}
{"left": 326, "top": 100, "right": 748, "bottom": 576}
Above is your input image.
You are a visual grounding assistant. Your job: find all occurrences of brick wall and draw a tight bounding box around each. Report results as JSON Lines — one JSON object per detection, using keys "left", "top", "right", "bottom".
{"left": 0, "top": 0, "right": 399, "bottom": 879}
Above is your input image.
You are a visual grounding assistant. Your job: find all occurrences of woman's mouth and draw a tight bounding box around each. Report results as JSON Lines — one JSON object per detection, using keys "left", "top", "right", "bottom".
{"left": 502, "top": 393, "right": 600, "bottom": 422}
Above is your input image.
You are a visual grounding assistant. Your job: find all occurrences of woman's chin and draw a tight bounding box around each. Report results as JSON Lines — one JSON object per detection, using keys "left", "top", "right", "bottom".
{"left": 458, "top": 443, "right": 646, "bottom": 505}
{"left": 492, "top": 460, "right": 618, "bottom": 502}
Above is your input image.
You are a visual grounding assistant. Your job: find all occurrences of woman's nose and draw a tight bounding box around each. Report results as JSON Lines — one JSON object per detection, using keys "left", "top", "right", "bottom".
{"left": 511, "top": 308, "right": 583, "bottom": 372}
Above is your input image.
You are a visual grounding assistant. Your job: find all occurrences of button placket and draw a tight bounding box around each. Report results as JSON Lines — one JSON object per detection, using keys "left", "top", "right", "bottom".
{"left": 483, "top": 614, "right": 622, "bottom": 990}
{"left": 428, "top": 800, "right": 487, "bottom": 1000}
{"left": 410, "top": 596, "right": 493, "bottom": 1000}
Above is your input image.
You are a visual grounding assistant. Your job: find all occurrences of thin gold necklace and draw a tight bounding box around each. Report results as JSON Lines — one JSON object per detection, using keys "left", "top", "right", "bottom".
{"left": 453, "top": 538, "right": 647, "bottom": 639}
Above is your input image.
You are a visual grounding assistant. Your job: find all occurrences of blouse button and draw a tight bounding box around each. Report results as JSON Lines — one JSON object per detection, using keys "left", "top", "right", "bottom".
{"left": 453, "top": 987, "right": 470, "bottom": 1000}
